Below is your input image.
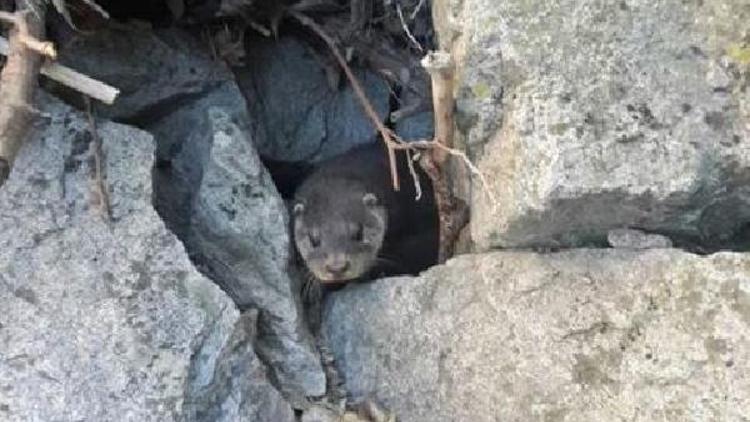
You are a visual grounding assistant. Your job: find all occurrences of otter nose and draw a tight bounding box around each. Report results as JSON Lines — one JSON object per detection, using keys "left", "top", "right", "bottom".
{"left": 325, "top": 257, "right": 350, "bottom": 276}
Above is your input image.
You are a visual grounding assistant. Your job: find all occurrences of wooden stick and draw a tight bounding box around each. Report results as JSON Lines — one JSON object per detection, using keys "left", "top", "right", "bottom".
{"left": 419, "top": 51, "right": 469, "bottom": 262}
{"left": 0, "top": 35, "right": 119, "bottom": 104}
{"left": 0, "top": 10, "right": 56, "bottom": 58}
{"left": 0, "top": 8, "right": 44, "bottom": 186}
{"left": 421, "top": 51, "right": 454, "bottom": 164}
{"left": 0, "top": 10, "right": 16, "bottom": 24}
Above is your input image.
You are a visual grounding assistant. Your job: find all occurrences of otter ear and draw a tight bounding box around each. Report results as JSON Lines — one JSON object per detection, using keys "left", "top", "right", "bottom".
{"left": 293, "top": 202, "right": 305, "bottom": 216}
{"left": 362, "top": 193, "right": 378, "bottom": 207}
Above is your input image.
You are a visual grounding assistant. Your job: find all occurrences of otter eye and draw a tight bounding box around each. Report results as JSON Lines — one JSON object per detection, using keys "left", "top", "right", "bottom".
{"left": 352, "top": 223, "right": 364, "bottom": 242}
{"left": 308, "top": 231, "right": 320, "bottom": 248}
{"left": 309, "top": 231, "right": 320, "bottom": 248}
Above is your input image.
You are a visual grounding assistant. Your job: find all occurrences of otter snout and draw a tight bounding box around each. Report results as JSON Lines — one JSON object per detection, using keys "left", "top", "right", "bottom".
{"left": 325, "top": 255, "right": 351, "bottom": 277}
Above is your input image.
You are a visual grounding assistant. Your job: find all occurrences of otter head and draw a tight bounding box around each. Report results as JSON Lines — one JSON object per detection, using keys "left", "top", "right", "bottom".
{"left": 293, "top": 192, "right": 387, "bottom": 283}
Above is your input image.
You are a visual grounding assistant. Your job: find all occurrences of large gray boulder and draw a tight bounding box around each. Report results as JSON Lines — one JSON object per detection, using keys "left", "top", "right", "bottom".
{"left": 57, "top": 26, "right": 326, "bottom": 398}
{"left": 433, "top": 0, "right": 750, "bottom": 249}
{"left": 324, "top": 249, "right": 750, "bottom": 421}
{"left": 0, "top": 97, "right": 293, "bottom": 421}
{"left": 173, "top": 106, "right": 326, "bottom": 398}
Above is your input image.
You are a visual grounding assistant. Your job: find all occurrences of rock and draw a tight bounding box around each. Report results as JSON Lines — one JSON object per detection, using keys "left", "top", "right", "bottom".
{"left": 186, "top": 312, "right": 295, "bottom": 422}
{"left": 301, "top": 405, "right": 394, "bottom": 422}
{"left": 236, "top": 35, "right": 391, "bottom": 163}
{"left": 393, "top": 86, "right": 434, "bottom": 142}
{"left": 432, "top": 0, "right": 750, "bottom": 249}
{"left": 607, "top": 228, "right": 673, "bottom": 249}
{"left": 174, "top": 106, "right": 326, "bottom": 398}
{"left": 301, "top": 406, "right": 340, "bottom": 422}
{"left": 392, "top": 69, "right": 435, "bottom": 142}
{"left": 55, "top": 25, "right": 232, "bottom": 121}
{"left": 151, "top": 82, "right": 251, "bottom": 238}
{"left": 394, "top": 109, "right": 434, "bottom": 141}
{"left": 300, "top": 401, "right": 396, "bottom": 422}
{"left": 323, "top": 249, "right": 750, "bottom": 421}
{"left": 0, "top": 96, "right": 292, "bottom": 421}
{"left": 55, "top": 26, "right": 325, "bottom": 398}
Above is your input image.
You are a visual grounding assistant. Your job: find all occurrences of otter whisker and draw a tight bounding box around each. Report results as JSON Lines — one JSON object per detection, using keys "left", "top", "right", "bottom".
{"left": 374, "top": 256, "right": 399, "bottom": 266}
{"left": 376, "top": 251, "right": 403, "bottom": 261}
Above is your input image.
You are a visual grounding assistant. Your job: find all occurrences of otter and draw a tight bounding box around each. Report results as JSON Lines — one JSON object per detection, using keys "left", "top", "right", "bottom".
{"left": 292, "top": 142, "right": 438, "bottom": 283}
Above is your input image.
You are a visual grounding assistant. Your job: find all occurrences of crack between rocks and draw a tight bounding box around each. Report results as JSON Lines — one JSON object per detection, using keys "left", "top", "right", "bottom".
{"left": 124, "top": 81, "right": 226, "bottom": 128}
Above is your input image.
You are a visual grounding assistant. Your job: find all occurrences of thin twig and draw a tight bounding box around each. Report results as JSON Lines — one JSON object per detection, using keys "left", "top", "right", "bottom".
{"left": 421, "top": 51, "right": 454, "bottom": 163}
{"left": 409, "top": 0, "right": 427, "bottom": 21}
{"left": 418, "top": 51, "right": 468, "bottom": 261}
{"left": 0, "top": 12, "right": 57, "bottom": 58}
{"left": 289, "top": 10, "right": 402, "bottom": 191}
{"left": 19, "top": 33, "right": 56, "bottom": 58}
{"left": 410, "top": 140, "right": 498, "bottom": 207}
{"left": 80, "top": 0, "right": 110, "bottom": 19}
{"left": 83, "top": 96, "right": 111, "bottom": 221}
{"left": 405, "top": 149, "right": 422, "bottom": 200}
{"left": 0, "top": 35, "right": 119, "bottom": 104}
{"left": 246, "top": 20, "right": 271, "bottom": 37}
{"left": 0, "top": 10, "right": 18, "bottom": 24}
{"left": 396, "top": 3, "right": 423, "bottom": 52}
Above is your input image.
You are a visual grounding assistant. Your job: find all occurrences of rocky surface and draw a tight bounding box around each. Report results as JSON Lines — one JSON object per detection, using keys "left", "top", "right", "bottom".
{"left": 323, "top": 249, "right": 750, "bottom": 421}
{"left": 186, "top": 312, "right": 296, "bottom": 422}
{"left": 178, "top": 107, "right": 325, "bottom": 398}
{"left": 56, "top": 26, "right": 231, "bottom": 122}
{"left": 237, "top": 35, "right": 391, "bottom": 163}
{"left": 0, "top": 96, "right": 293, "bottom": 421}
{"left": 20, "top": 4, "right": 750, "bottom": 421}
{"left": 56, "top": 26, "right": 326, "bottom": 398}
{"left": 607, "top": 228, "right": 674, "bottom": 250}
{"left": 433, "top": 0, "right": 750, "bottom": 250}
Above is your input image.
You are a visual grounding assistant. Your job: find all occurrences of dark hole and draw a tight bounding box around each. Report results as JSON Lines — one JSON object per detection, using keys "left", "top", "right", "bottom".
{"left": 264, "top": 141, "right": 441, "bottom": 282}
{"left": 91, "top": 0, "right": 174, "bottom": 26}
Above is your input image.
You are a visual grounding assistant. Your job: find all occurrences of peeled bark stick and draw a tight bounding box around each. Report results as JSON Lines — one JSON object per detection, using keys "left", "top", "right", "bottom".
{"left": 0, "top": 8, "right": 44, "bottom": 185}
{"left": 0, "top": 36, "right": 120, "bottom": 104}
{"left": 421, "top": 51, "right": 454, "bottom": 164}
{"left": 0, "top": 10, "right": 55, "bottom": 58}
{"left": 419, "top": 51, "right": 468, "bottom": 263}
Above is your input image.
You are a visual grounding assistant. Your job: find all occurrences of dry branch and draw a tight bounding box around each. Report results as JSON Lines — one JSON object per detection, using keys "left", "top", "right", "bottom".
{"left": 0, "top": 8, "right": 44, "bottom": 186}
{"left": 417, "top": 52, "right": 469, "bottom": 262}
{"left": 0, "top": 10, "right": 55, "bottom": 57}
{"left": 410, "top": 139, "right": 498, "bottom": 208}
{"left": 84, "top": 96, "right": 110, "bottom": 221}
{"left": 0, "top": 35, "right": 120, "bottom": 104}
{"left": 421, "top": 52, "right": 454, "bottom": 163}
{"left": 396, "top": 3, "right": 423, "bottom": 52}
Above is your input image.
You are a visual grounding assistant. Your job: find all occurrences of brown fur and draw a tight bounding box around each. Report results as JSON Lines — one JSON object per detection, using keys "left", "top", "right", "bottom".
{"left": 293, "top": 142, "right": 438, "bottom": 283}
